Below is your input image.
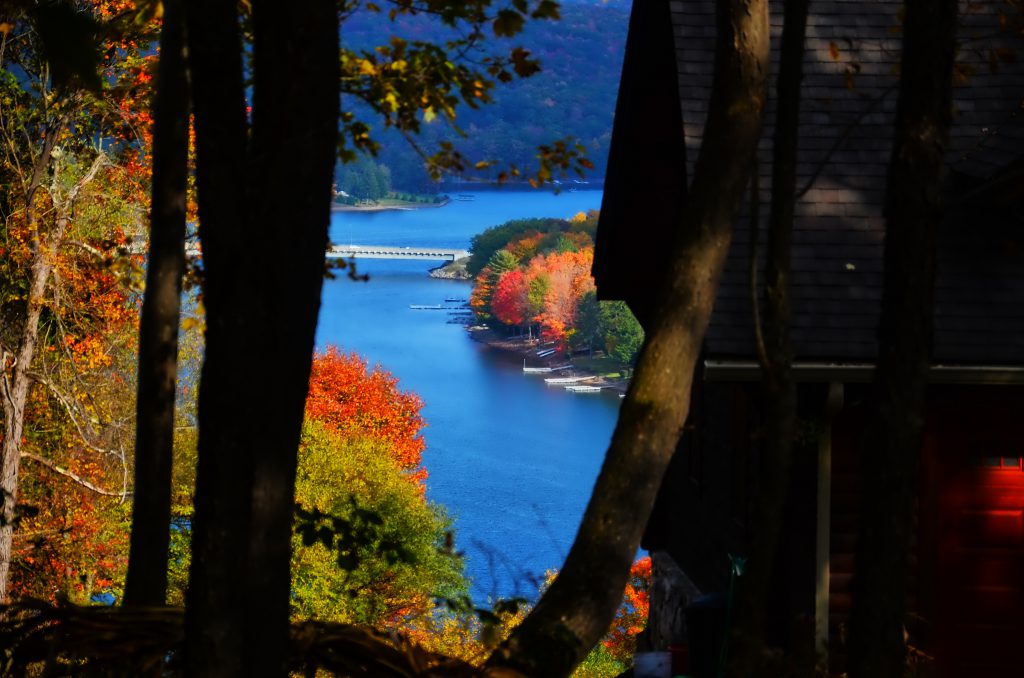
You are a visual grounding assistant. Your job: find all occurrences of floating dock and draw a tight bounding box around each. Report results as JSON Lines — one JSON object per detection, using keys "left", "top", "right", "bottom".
{"left": 544, "top": 376, "right": 597, "bottom": 385}
{"left": 565, "top": 385, "right": 602, "bottom": 393}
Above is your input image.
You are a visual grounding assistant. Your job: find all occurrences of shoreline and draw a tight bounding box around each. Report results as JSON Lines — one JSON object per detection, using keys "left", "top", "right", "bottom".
{"left": 465, "top": 326, "right": 630, "bottom": 395}
{"left": 428, "top": 257, "right": 472, "bottom": 280}
{"left": 331, "top": 198, "right": 450, "bottom": 213}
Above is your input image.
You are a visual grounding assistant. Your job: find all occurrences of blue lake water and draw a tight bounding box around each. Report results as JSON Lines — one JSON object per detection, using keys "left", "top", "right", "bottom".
{"left": 315, "top": 189, "right": 620, "bottom": 601}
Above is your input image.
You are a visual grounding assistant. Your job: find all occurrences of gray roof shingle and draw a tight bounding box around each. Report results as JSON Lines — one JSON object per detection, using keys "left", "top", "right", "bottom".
{"left": 599, "top": 0, "right": 1024, "bottom": 366}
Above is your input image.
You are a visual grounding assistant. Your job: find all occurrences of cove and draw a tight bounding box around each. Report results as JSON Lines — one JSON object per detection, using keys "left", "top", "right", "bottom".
{"left": 315, "top": 189, "right": 621, "bottom": 601}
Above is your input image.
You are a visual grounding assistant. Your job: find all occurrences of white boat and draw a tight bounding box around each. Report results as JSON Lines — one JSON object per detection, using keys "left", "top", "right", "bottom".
{"left": 544, "top": 375, "right": 596, "bottom": 385}
{"left": 522, "top": 361, "right": 573, "bottom": 374}
{"left": 409, "top": 304, "right": 444, "bottom": 310}
{"left": 565, "top": 385, "right": 602, "bottom": 393}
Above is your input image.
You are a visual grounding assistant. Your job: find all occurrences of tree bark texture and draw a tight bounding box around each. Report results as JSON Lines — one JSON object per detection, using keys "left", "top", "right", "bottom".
{"left": 0, "top": 125, "right": 58, "bottom": 601}
{"left": 0, "top": 237, "right": 55, "bottom": 604}
{"left": 0, "top": 147, "right": 102, "bottom": 602}
{"left": 241, "top": 3, "right": 338, "bottom": 675}
{"left": 183, "top": 1, "right": 338, "bottom": 676}
{"left": 729, "top": 0, "right": 808, "bottom": 673}
{"left": 848, "top": 0, "right": 957, "bottom": 675}
{"left": 182, "top": 1, "right": 250, "bottom": 675}
{"left": 486, "top": 0, "right": 770, "bottom": 674}
{"left": 123, "top": 0, "right": 189, "bottom": 608}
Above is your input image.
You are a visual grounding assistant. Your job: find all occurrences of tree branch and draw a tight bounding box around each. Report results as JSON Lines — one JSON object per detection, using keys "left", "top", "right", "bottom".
{"left": 27, "top": 371, "right": 112, "bottom": 457}
{"left": 20, "top": 452, "right": 126, "bottom": 498}
{"left": 486, "top": 0, "right": 771, "bottom": 673}
{"left": 795, "top": 84, "right": 896, "bottom": 199}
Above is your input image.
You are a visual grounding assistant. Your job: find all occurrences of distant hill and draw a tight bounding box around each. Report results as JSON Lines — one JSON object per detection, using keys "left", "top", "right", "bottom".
{"left": 340, "top": 2, "right": 630, "bottom": 193}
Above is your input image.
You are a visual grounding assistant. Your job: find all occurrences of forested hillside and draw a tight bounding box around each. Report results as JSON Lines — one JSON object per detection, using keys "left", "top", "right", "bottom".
{"left": 340, "top": 0, "right": 629, "bottom": 192}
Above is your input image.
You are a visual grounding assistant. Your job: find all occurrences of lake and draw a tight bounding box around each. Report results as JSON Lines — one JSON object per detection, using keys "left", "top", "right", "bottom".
{"left": 315, "top": 188, "right": 621, "bottom": 602}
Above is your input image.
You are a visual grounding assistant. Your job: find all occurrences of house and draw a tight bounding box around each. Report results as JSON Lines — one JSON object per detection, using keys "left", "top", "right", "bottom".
{"left": 593, "top": 0, "right": 1024, "bottom": 674}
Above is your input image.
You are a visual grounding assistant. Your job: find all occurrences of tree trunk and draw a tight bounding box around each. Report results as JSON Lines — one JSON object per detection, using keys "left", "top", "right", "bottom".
{"left": 182, "top": 1, "right": 250, "bottom": 674}
{"left": 0, "top": 243, "right": 55, "bottom": 602}
{"left": 729, "top": 0, "right": 808, "bottom": 673}
{"left": 0, "top": 146, "right": 100, "bottom": 601}
{"left": 848, "top": 0, "right": 957, "bottom": 675}
{"left": 241, "top": 2, "right": 338, "bottom": 675}
{"left": 182, "top": 1, "right": 338, "bottom": 675}
{"left": 485, "top": 0, "right": 770, "bottom": 674}
{"left": 123, "top": 0, "right": 189, "bottom": 608}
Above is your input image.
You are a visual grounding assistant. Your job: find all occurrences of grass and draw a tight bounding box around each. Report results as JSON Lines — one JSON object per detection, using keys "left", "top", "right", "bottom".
{"left": 572, "top": 355, "right": 626, "bottom": 379}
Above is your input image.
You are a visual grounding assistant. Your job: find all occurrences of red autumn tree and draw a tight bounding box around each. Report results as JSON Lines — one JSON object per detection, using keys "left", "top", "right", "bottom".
{"left": 527, "top": 248, "right": 595, "bottom": 348}
{"left": 491, "top": 268, "right": 530, "bottom": 328}
{"left": 305, "top": 347, "right": 427, "bottom": 483}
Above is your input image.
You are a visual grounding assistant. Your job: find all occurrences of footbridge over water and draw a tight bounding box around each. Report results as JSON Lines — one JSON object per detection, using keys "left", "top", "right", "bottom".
{"left": 327, "top": 244, "right": 470, "bottom": 261}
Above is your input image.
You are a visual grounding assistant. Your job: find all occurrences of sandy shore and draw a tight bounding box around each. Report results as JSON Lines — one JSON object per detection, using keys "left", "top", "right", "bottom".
{"left": 466, "top": 327, "right": 629, "bottom": 394}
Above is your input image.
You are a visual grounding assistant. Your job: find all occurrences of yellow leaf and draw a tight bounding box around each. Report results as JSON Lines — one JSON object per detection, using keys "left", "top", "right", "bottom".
{"left": 423, "top": 107, "right": 437, "bottom": 123}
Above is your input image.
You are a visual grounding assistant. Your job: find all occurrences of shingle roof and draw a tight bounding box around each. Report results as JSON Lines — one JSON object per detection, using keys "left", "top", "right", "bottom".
{"left": 620, "top": 0, "right": 1024, "bottom": 365}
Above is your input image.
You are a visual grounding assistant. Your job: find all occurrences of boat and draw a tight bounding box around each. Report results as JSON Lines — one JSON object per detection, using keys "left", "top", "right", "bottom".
{"left": 409, "top": 304, "right": 444, "bottom": 310}
{"left": 565, "top": 385, "right": 602, "bottom": 393}
{"left": 544, "top": 376, "right": 596, "bottom": 385}
{"left": 444, "top": 297, "right": 468, "bottom": 303}
{"left": 522, "top": 360, "right": 573, "bottom": 374}
{"left": 536, "top": 348, "right": 557, "bottom": 358}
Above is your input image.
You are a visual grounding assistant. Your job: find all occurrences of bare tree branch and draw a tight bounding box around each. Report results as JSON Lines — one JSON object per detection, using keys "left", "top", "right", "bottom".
{"left": 20, "top": 452, "right": 127, "bottom": 498}
{"left": 27, "top": 372, "right": 112, "bottom": 457}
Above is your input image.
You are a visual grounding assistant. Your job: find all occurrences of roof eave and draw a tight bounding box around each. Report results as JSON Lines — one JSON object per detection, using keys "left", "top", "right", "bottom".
{"left": 703, "top": 360, "right": 1024, "bottom": 384}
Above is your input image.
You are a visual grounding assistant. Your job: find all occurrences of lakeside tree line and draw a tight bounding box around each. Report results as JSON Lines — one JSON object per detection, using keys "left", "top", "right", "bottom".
{"left": 468, "top": 212, "right": 643, "bottom": 364}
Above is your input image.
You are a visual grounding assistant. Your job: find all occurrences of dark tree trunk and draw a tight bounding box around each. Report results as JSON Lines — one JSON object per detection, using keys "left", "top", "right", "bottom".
{"left": 729, "top": 0, "right": 809, "bottom": 673}
{"left": 182, "top": 1, "right": 338, "bottom": 675}
{"left": 848, "top": 0, "right": 957, "bottom": 675}
{"left": 486, "top": 0, "right": 770, "bottom": 674}
{"left": 123, "top": 0, "right": 189, "bottom": 608}
{"left": 182, "top": 1, "right": 250, "bottom": 675}
{"left": 241, "top": 2, "right": 338, "bottom": 675}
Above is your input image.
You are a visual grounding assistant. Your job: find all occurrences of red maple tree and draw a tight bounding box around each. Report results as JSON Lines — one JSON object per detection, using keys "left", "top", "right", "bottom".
{"left": 305, "top": 347, "right": 427, "bottom": 483}
{"left": 491, "top": 268, "right": 530, "bottom": 327}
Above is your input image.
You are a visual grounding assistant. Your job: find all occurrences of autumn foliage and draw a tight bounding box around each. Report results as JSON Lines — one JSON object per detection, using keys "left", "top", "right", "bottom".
{"left": 491, "top": 268, "right": 530, "bottom": 326}
{"left": 602, "top": 555, "right": 652, "bottom": 662}
{"left": 305, "top": 347, "right": 427, "bottom": 482}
